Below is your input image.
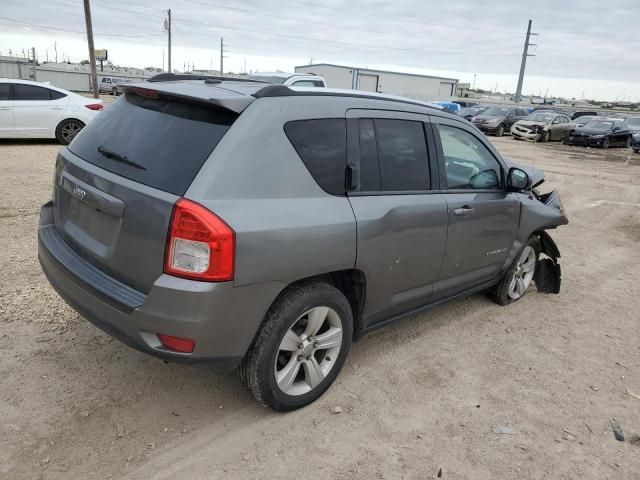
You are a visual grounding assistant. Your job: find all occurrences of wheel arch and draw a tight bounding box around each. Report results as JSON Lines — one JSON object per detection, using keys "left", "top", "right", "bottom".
{"left": 244, "top": 269, "right": 367, "bottom": 357}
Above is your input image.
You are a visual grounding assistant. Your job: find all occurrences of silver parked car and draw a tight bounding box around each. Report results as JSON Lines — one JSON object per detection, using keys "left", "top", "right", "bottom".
{"left": 511, "top": 111, "right": 574, "bottom": 142}
{"left": 38, "top": 75, "right": 568, "bottom": 411}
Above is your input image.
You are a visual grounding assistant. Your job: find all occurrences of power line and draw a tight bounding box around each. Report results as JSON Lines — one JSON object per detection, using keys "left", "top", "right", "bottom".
{"left": 278, "top": 0, "right": 521, "bottom": 36}
{"left": 181, "top": 0, "right": 522, "bottom": 44}
{"left": 172, "top": 17, "right": 522, "bottom": 56}
{"left": 61, "top": 0, "right": 166, "bottom": 18}
{"left": 0, "top": 15, "right": 165, "bottom": 37}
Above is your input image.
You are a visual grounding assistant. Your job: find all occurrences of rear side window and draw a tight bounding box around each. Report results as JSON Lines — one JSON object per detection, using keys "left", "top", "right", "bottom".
{"left": 50, "top": 90, "right": 67, "bottom": 100}
{"left": 284, "top": 119, "right": 347, "bottom": 195}
{"left": 69, "top": 93, "right": 237, "bottom": 196}
{"left": 361, "top": 119, "right": 430, "bottom": 192}
{"left": 14, "top": 84, "right": 54, "bottom": 100}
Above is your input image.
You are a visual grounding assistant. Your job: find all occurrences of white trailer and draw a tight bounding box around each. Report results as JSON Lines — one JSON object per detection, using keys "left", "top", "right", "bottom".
{"left": 294, "top": 63, "right": 458, "bottom": 101}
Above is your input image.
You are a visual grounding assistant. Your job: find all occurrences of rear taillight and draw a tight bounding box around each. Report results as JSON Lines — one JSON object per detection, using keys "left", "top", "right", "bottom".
{"left": 164, "top": 199, "right": 235, "bottom": 281}
{"left": 85, "top": 103, "right": 103, "bottom": 111}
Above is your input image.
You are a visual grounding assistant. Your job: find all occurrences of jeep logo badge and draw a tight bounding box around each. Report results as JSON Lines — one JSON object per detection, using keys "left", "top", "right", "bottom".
{"left": 72, "top": 185, "right": 86, "bottom": 201}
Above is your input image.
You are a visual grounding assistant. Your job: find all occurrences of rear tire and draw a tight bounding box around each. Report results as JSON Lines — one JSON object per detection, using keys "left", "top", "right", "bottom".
{"left": 55, "top": 119, "right": 85, "bottom": 145}
{"left": 111, "top": 87, "right": 118, "bottom": 96}
{"left": 491, "top": 236, "right": 541, "bottom": 306}
{"left": 495, "top": 124, "right": 505, "bottom": 137}
{"left": 602, "top": 137, "right": 610, "bottom": 149}
{"left": 240, "top": 282, "right": 353, "bottom": 411}
{"left": 625, "top": 136, "right": 632, "bottom": 148}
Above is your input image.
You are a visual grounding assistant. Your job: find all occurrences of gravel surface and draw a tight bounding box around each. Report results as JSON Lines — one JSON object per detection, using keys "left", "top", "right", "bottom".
{"left": 1, "top": 135, "right": 639, "bottom": 479}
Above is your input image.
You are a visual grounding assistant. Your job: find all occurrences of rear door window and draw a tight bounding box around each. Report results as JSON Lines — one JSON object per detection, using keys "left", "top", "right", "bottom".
{"left": 0, "top": 84, "right": 10, "bottom": 100}
{"left": 14, "top": 84, "right": 54, "bottom": 101}
{"left": 284, "top": 118, "right": 347, "bottom": 195}
{"left": 374, "top": 119, "right": 430, "bottom": 191}
{"left": 68, "top": 93, "right": 237, "bottom": 196}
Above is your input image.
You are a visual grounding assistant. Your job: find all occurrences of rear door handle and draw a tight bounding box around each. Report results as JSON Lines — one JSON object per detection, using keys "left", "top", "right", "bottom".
{"left": 453, "top": 206, "right": 475, "bottom": 216}
{"left": 51, "top": 107, "right": 64, "bottom": 110}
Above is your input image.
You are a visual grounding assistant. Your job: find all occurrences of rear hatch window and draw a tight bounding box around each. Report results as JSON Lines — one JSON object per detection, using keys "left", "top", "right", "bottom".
{"left": 69, "top": 93, "right": 237, "bottom": 196}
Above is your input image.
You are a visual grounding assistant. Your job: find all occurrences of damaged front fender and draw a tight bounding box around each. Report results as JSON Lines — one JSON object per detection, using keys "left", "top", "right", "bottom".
{"left": 513, "top": 187, "right": 568, "bottom": 294}
{"left": 533, "top": 231, "right": 562, "bottom": 294}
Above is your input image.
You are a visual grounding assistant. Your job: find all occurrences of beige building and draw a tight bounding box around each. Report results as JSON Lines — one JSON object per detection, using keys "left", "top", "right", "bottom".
{"left": 294, "top": 63, "right": 458, "bottom": 101}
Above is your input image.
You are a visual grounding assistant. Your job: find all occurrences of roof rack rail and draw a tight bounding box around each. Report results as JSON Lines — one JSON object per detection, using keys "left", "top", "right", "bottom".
{"left": 148, "top": 73, "right": 268, "bottom": 83}
{"left": 252, "top": 84, "right": 445, "bottom": 112}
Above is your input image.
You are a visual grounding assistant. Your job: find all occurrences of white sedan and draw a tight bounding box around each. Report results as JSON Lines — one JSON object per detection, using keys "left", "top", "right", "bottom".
{"left": 0, "top": 78, "right": 103, "bottom": 145}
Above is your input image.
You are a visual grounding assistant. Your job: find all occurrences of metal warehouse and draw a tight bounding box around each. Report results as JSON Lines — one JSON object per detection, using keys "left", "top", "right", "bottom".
{"left": 294, "top": 63, "right": 458, "bottom": 101}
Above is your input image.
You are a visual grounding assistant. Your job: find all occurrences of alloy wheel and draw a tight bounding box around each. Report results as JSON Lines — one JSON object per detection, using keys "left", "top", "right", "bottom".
{"left": 274, "top": 306, "right": 343, "bottom": 396}
{"left": 507, "top": 246, "right": 536, "bottom": 300}
{"left": 61, "top": 121, "right": 83, "bottom": 143}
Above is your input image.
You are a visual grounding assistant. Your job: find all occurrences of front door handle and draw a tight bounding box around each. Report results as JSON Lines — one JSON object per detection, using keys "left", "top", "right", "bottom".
{"left": 51, "top": 107, "right": 64, "bottom": 110}
{"left": 0, "top": 107, "right": 10, "bottom": 110}
{"left": 453, "top": 206, "right": 475, "bottom": 216}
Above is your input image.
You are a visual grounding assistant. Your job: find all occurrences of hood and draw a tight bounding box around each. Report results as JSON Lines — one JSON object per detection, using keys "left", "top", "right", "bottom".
{"left": 504, "top": 157, "right": 545, "bottom": 189}
{"left": 474, "top": 114, "right": 504, "bottom": 121}
{"left": 515, "top": 120, "right": 547, "bottom": 127}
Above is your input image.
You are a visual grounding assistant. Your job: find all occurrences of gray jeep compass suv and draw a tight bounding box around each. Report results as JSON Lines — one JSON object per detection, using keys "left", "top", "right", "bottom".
{"left": 38, "top": 74, "right": 568, "bottom": 411}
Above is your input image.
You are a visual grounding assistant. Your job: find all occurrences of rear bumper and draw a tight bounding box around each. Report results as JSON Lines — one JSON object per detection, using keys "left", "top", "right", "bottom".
{"left": 38, "top": 201, "right": 283, "bottom": 368}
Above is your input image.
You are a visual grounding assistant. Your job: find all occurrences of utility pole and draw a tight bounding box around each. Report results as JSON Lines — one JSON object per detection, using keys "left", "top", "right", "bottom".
{"left": 83, "top": 0, "right": 99, "bottom": 99}
{"left": 515, "top": 19, "right": 537, "bottom": 103}
{"left": 220, "top": 37, "right": 228, "bottom": 75}
{"left": 472, "top": 73, "right": 477, "bottom": 90}
{"left": 54, "top": 42, "right": 57, "bottom": 63}
{"left": 31, "top": 47, "right": 37, "bottom": 80}
{"left": 165, "top": 9, "right": 171, "bottom": 73}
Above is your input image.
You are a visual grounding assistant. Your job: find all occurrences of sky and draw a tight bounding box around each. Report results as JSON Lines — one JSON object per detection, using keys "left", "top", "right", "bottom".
{"left": 1, "top": 0, "right": 639, "bottom": 101}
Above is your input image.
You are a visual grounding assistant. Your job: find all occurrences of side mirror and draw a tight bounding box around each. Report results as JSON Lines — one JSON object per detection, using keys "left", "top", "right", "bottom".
{"left": 506, "top": 167, "right": 530, "bottom": 191}
{"left": 613, "top": 126, "right": 622, "bottom": 132}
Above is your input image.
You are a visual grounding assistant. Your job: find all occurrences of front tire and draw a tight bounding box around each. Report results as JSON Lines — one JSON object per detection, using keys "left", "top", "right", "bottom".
{"left": 240, "top": 282, "right": 353, "bottom": 411}
{"left": 602, "top": 137, "right": 610, "bottom": 149}
{"left": 112, "top": 87, "right": 118, "bottom": 96}
{"left": 625, "top": 136, "right": 632, "bottom": 148}
{"left": 541, "top": 130, "right": 551, "bottom": 142}
{"left": 495, "top": 124, "right": 505, "bottom": 137}
{"left": 55, "top": 119, "right": 85, "bottom": 145}
{"left": 491, "top": 236, "right": 541, "bottom": 306}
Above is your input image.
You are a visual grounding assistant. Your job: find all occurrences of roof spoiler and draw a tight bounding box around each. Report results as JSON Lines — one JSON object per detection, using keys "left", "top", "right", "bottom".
{"left": 148, "top": 73, "right": 267, "bottom": 84}
{"left": 122, "top": 84, "right": 254, "bottom": 114}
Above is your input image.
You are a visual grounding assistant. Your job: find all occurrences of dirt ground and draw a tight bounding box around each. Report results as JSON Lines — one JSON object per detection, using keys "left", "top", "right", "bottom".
{"left": 1, "top": 134, "right": 640, "bottom": 480}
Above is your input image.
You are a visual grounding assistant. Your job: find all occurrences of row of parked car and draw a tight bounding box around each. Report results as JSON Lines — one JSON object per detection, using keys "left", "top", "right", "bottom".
{"left": 455, "top": 103, "right": 640, "bottom": 152}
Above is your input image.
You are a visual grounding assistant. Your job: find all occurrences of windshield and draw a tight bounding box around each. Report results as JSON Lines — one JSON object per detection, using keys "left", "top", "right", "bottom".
{"left": 248, "top": 75, "right": 286, "bottom": 84}
{"left": 482, "top": 107, "right": 509, "bottom": 116}
{"left": 526, "top": 113, "right": 555, "bottom": 122}
{"left": 583, "top": 120, "right": 613, "bottom": 130}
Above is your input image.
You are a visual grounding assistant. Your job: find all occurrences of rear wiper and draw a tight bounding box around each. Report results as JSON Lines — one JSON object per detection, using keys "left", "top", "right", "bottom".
{"left": 97, "top": 146, "right": 147, "bottom": 171}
